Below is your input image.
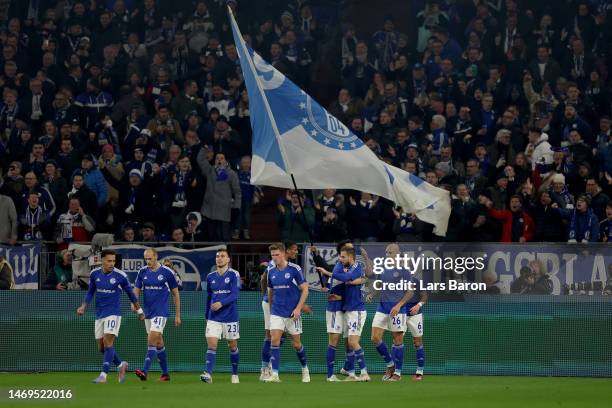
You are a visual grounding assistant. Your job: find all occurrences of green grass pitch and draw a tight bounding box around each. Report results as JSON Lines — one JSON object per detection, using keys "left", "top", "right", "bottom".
{"left": 0, "top": 373, "right": 610, "bottom": 408}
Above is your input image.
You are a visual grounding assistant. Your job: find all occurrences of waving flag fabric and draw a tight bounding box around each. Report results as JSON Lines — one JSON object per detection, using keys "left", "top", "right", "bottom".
{"left": 228, "top": 10, "right": 450, "bottom": 235}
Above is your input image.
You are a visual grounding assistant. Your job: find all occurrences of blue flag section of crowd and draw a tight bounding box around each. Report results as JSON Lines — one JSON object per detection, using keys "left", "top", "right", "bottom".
{"left": 228, "top": 9, "right": 451, "bottom": 236}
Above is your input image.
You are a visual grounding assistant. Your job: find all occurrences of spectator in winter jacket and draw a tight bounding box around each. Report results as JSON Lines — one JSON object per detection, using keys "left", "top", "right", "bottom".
{"left": 585, "top": 178, "right": 610, "bottom": 222}
{"left": 79, "top": 153, "right": 108, "bottom": 208}
{"left": 511, "top": 266, "right": 535, "bottom": 294}
{"left": 74, "top": 78, "right": 114, "bottom": 131}
{"left": 525, "top": 128, "right": 554, "bottom": 179}
{"left": 553, "top": 194, "right": 600, "bottom": 243}
{"left": 318, "top": 207, "right": 348, "bottom": 242}
{"left": 118, "top": 169, "right": 161, "bottom": 225}
{"left": 42, "top": 249, "right": 73, "bottom": 290}
{"left": 236, "top": 155, "right": 257, "bottom": 240}
{"left": 346, "top": 192, "right": 382, "bottom": 241}
{"left": 543, "top": 173, "right": 575, "bottom": 210}
{"left": 97, "top": 144, "right": 124, "bottom": 211}
{"left": 526, "top": 260, "right": 553, "bottom": 294}
{"left": 485, "top": 194, "right": 535, "bottom": 242}
{"left": 146, "top": 104, "right": 185, "bottom": 148}
{"left": 67, "top": 171, "right": 99, "bottom": 219}
{"left": 41, "top": 160, "right": 68, "bottom": 214}
{"left": 19, "top": 171, "right": 56, "bottom": 217}
{"left": 277, "top": 190, "right": 315, "bottom": 243}
{"left": 196, "top": 147, "right": 241, "bottom": 241}
{"left": 533, "top": 191, "right": 566, "bottom": 242}
{"left": 55, "top": 136, "right": 83, "bottom": 179}
{"left": 19, "top": 192, "right": 50, "bottom": 240}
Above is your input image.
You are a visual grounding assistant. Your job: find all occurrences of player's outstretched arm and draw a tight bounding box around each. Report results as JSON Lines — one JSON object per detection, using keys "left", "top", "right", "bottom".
{"left": 347, "top": 277, "right": 367, "bottom": 285}
{"left": 316, "top": 267, "right": 332, "bottom": 277}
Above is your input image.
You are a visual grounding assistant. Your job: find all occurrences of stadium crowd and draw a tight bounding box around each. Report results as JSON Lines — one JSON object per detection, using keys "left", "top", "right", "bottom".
{"left": 0, "top": 0, "right": 611, "bottom": 247}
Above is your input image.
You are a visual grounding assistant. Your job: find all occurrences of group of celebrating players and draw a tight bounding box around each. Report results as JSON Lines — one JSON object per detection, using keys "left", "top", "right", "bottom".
{"left": 76, "top": 241, "right": 427, "bottom": 384}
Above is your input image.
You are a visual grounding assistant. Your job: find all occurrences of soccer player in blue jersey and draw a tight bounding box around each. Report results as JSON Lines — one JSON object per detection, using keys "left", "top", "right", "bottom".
{"left": 371, "top": 243, "right": 414, "bottom": 381}
{"left": 260, "top": 241, "right": 311, "bottom": 381}
{"left": 320, "top": 246, "right": 370, "bottom": 381}
{"left": 133, "top": 248, "right": 181, "bottom": 382}
{"left": 405, "top": 272, "right": 428, "bottom": 380}
{"left": 264, "top": 242, "right": 310, "bottom": 383}
{"left": 317, "top": 245, "right": 366, "bottom": 382}
{"left": 76, "top": 249, "right": 144, "bottom": 384}
{"left": 201, "top": 248, "right": 241, "bottom": 384}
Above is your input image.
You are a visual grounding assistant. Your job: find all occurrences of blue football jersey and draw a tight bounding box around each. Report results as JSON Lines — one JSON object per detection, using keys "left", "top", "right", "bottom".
{"left": 134, "top": 265, "right": 178, "bottom": 318}
{"left": 267, "top": 262, "right": 306, "bottom": 318}
{"left": 376, "top": 267, "right": 412, "bottom": 314}
{"left": 84, "top": 268, "right": 137, "bottom": 319}
{"left": 326, "top": 261, "right": 346, "bottom": 312}
{"left": 262, "top": 260, "right": 275, "bottom": 303}
{"left": 206, "top": 268, "right": 241, "bottom": 323}
{"left": 331, "top": 262, "right": 364, "bottom": 312}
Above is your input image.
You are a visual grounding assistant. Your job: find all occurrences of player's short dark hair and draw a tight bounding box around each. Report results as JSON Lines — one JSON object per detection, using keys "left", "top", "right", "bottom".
{"left": 341, "top": 247, "right": 356, "bottom": 259}
{"left": 283, "top": 240, "right": 297, "bottom": 250}
{"left": 101, "top": 249, "right": 116, "bottom": 258}
{"left": 217, "top": 248, "right": 230, "bottom": 256}
{"left": 268, "top": 243, "right": 285, "bottom": 253}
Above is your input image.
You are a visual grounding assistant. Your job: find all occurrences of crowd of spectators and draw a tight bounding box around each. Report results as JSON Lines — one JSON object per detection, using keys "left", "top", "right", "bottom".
{"left": 0, "top": 0, "right": 611, "bottom": 247}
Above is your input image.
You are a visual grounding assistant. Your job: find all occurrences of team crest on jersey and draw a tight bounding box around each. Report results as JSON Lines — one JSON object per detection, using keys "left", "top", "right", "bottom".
{"left": 110, "top": 278, "right": 116, "bottom": 284}
{"left": 158, "top": 274, "right": 164, "bottom": 281}
{"left": 212, "top": 280, "right": 216, "bottom": 284}
{"left": 284, "top": 272, "right": 291, "bottom": 279}
{"left": 224, "top": 277, "right": 230, "bottom": 284}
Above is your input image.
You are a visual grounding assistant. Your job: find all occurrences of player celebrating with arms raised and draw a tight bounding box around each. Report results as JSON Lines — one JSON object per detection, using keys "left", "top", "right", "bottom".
{"left": 201, "top": 248, "right": 241, "bottom": 384}
{"left": 264, "top": 243, "right": 310, "bottom": 383}
{"left": 133, "top": 248, "right": 181, "bottom": 382}
{"left": 77, "top": 249, "right": 144, "bottom": 384}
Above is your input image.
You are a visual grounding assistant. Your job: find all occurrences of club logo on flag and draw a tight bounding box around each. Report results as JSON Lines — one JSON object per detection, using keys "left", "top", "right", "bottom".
{"left": 301, "top": 95, "right": 361, "bottom": 150}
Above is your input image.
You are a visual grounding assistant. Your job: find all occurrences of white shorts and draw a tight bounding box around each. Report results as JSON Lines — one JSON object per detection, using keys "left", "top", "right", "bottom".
{"left": 269, "top": 314, "right": 302, "bottom": 335}
{"left": 145, "top": 316, "right": 167, "bottom": 334}
{"left": 94, "top": 315, "right": 122, "bottom": 339}
{"left": 326, "top": 310, "right": 345, "bottom": 334}
{"left": 407, "top": 313, "right": 423, "bottom": 337}
{"left": 344, "top": 311, "right": 367, "bottom": 337}
{"left": 206, "top": 320, "right": 240, "bottom": 340}
{"left": 372, "top": 311, "right": 407, "bottom": 332}
{"left": 262, "top": 301, "right": 271, "bottom": 330}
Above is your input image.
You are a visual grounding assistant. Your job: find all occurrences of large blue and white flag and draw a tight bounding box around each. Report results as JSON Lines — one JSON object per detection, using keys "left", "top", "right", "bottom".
{"left": 229, "top": 10, "right": 450, "bottom": 235}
